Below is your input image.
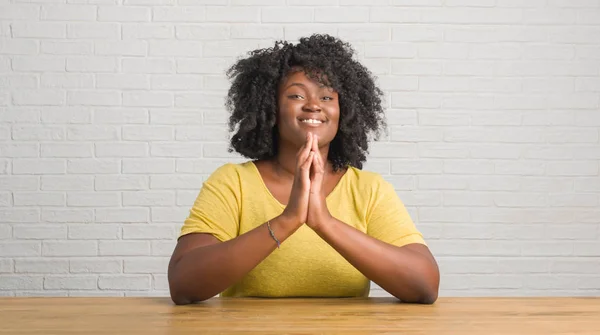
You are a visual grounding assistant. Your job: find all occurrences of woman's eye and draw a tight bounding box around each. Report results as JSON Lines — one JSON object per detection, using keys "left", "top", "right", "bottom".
{"left": 289, "top": 94, "right": 303, "bottom": 99}
{"left": 322, "top": 96, "right": 333, "bottom": 101}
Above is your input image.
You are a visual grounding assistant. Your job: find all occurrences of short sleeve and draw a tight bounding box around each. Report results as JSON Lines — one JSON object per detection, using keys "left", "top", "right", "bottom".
{"left": 366, "top": 176, "right": 426, "bottom": 247}
{"left": 179, "top": 164, "right": 240, "bottom": 242}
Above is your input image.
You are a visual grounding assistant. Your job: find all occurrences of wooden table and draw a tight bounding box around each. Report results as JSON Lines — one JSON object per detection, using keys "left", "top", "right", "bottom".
{"left": 1, "top": 297, "right": 599, "bottom": 334}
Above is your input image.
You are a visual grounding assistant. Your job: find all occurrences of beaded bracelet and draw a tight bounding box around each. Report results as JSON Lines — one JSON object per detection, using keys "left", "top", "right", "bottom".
{"left": 266, "top": 221, "right": 280, "bottom": 249}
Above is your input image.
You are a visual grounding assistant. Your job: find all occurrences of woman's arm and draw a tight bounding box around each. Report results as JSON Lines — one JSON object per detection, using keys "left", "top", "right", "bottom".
{"left": 168, "top": 214, "right": 298, "bottom": 305}
{"left": 312, "top": 217, "right": 440, "bottom": 304}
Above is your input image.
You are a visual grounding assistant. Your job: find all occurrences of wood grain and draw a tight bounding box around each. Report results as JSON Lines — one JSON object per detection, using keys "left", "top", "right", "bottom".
{"left": 0, "top": 297, "right": 599, "bottom": 334}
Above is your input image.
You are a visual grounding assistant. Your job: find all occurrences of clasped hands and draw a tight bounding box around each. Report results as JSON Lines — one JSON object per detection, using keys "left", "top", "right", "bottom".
{"left": 280, "top": 132, "right": 333, "bottom": 231}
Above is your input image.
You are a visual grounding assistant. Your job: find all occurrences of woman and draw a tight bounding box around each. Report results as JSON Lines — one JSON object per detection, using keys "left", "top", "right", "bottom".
{"left": 168, "top": 34, "right": 440, "bottom": 305}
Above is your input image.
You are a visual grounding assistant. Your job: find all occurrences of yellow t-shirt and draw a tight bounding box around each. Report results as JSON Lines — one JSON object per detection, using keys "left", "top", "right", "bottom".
{"left": 179, "top": 161, "right": 426, "bottom": 298}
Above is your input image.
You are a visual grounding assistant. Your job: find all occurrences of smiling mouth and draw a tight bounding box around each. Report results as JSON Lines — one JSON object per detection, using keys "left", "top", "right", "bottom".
{"left": 298, "top": 118, "right": 326, "bottom": 124}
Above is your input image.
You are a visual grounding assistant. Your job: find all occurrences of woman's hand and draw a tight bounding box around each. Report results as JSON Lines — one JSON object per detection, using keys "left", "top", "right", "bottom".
{"left": 306, "top": 134, "right": 333, "bottom": 231}
{"left": 280, "top": 132, "right": 314, "bottom": 228}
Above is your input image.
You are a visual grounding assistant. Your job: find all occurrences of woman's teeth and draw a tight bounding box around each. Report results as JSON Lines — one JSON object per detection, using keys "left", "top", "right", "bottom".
{"left": 301, "top": 119, "right": 323, "bottom": 124}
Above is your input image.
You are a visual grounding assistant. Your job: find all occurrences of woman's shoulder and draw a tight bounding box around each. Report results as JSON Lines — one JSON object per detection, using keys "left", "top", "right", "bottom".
{"left": 205, "top": 160, "right": 257, "bottom": 184}
{"left": 345, "top": 165, "right": 389, "bottom": 189}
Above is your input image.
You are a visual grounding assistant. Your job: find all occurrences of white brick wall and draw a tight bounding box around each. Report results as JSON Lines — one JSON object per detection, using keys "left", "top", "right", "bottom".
{"left": 1, "top": 1, "right": 599, "bottom": 298}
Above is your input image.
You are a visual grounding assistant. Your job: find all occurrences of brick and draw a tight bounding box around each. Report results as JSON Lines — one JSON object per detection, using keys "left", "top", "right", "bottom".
{"left": 67, "top": 93, "right": 122, "bottom": 110}
{"left": 176, "top": 190, "right": 199, "bottom": 206}
{"left": 122, "top": 225, "right": 175, "bottom": 239}
{"left": 469, "top": 176, "right": 520, "bottom": 191}
{"left": 549, "top": 194, "right": 599, "bottom": 207}
{"left": 202, "top": 40, "right": 260, "bottom": 57}
{"left": 418, "top": 110, "right": 469, "bottom": 126}
{"left": 547, "top": 161, "right": 598, "bottom": 176}
{"left": 576, "top": 78, "right": 600, "bottom": 93}
{"left": 67, "top": 57, "right": 117, "bottom": 73}
{"left": 148, "top": 41, "right": 202, "bottom": 57}
{"left": 0, "top": 241, "right": 41, "bottom": 256}
{"left": 0, "top": 5, "right": 40, "bottom": 20}
{"left": 123, "top": 126, "right": 173, "bottom": 141}
{"left": 0, "top": 224, "right": 11, "bottom": 239}
{"left": 13, "top": 90, "right": 65, "bottom": 106}
{"left": 444, "top": 160, "right": 494, "bottom": 174}
{"left": 41, "top": 73, "right": 94, "bottom": 89}
{"left": 574, "top": 178, "right": 600, "bottom": 192}
{"left": 94, "top": 108, "right": 148, "bottom": 124}
{"left": 443, "top": 192, "right": 495, "bottom": 207}
{"left": 231, "top": 24, "right": 284, "bottom": 39}
{"left": 494, "top": 193, "right": 548, "bottom": 207}
{"left": 67, "top": 126, "right": 119, "bottom": 141}
{"left": 42, "top": 41, "right": 93, "bottom": 55}
{"left": 0, "top": 176, "right": 39, "bottom": 191}
{"left": 151, "top": 207, "right": 188, "bottom": 223}
{"left": 13, "top": 159, "right": 66, "bottom": 174}
{"left": 521, "top": 177, "right": 573, "bottom": 192}
{"left": 315, "top": 7, "right": 368, "bottom": 22}
{"left": 98, "top": 6, "right": 150, "bottom": 22}
{"left": 42, "top": 209, "right": 94, "bottom": 223}
{"left": 419, "top": 176, "right": 468, "bottom": 190}
{"left": 15, "top": 259, "right": 69, "bottom": 274}
{"left": 546, "top": 128, "right": 598, "bottom": 143}
{"left": 471, "top": 111, "right": 521, "bottom": 125}
{"left": 444, "top": 61, "right": 494, "bottom": 76}
{"left": 365, "top": 43, "right": 416, "bottom": 58}
{"left": 42, "top": 143, "right": 92, "bottom": 158}
{"left": 574, "top": 242, "right": 600, "bottom": 256}
{"left": 0, "top": 38, "right": 38, "bottom": 55}
{"left": 150, "top": 175, "right": 203, "bottom": 190}
{"left": 70, "top": 258, "right": 121, "bottom": 274}
{"left": 418, "top": 143, "right": 469, "bottom": 158}
{"left": 150, "top": 143, "right": 204, "bottom": 158}
{"left": 98, "top": 275, "right": 150, "bottom": 290}
{"left": 95, "top": 175, "right": 148, "bottom": 191}
{"left": 67, "top": 23, "right": 120, "bottom": 39}
{"left": 41, "top": 5, "right": 96, "bottom": 20}
{"left": 95, "top": 208, "right": 149, "bottom": 223}
{"left": 69, "top": 291, "right": 123, "bottom": 297}
{"left": 370, "top": 7, "right": 420, "bottom": 23}
{"left": 99, "top": 241, "right": 150, "bottom": 256}
{"left": 123, "top": 23, "right": 174, "bottom": 39}
{"left": 422, "top": 8, "right": 523, "bottom": 24}
{"left": 0, "top": 75, "right": 37, "bottom": 89}
{"left": 42, "top": 241, "right": 97, "bottom": 256}
{"left": 419, "top": 77, "right": 470, "bottom": 92}
{"left": 42, "top": 107, "right": 92, "bottom": 123}
{"left": 67, "top": 192, "right": 119, "bottom": 207}
{"left": 176, "top": 24, "right": 229, "bottom": 40}
{"left": 122, "top": 159, "right": 175, "bottom": 174}
{"left": 522, "top": 242, "right": 573, "bottom": 256}
{"left": 124, "top": 257, "right": 169, "bottom": 274}
{"left": 0, "top": 143, "right": 38, "bottom": 158}
{"left": 418, "top": 208, "right": 470, "bottom": 223}
{"left": 67, "top": 159, "right": 119, "bottom": 174}
{"left": 523, "top": 8, "right": 577, "bottom": 24}
{"left": 262, "top": 7, "right": 312, "bottom": 23}
{"left": 495, "top": 161, "right": 546, "bottom": 176}
{"left": 470, "top": 45, "right": 521, "bottom": 60}
{"left": 385, "top": 109, "right": 417, "bottom": 126}
{"left": 68, "top": 224, "right": 120, "bottom": 239}
{"left": 122, "top": 191, "right": 175, "bottom": 206}
{"left": 202, "top": 108, "right": 228, "bottom": 124}
{"left": 551, "top": 259, "right": 600, "bottom": 274}
{"left": 284, "top": 25, "right": 337, "bottom": 41}
{"left": 150, "top": 75, "right": 202, "bottom": 91}
{"left": 12, "top": 126, "right": 65, "bottom": 141}
{"left": 123, "top": 91, "right": 173, "bottom": 107}
{"left": 151, "top": 241, "right": 175, "bottom": 256}
{"left": 0, "top": 276, "right": 43, "bottom": 290}
{"left": 44, "top": 276, "right": 97, "bottom": 290}
{"left": 391, "top": 93, "right": 441, "bottom": 108}
{"left": 11, "top": 22, "right": 66, "bottom": 38}
{"left": 0, "top": 259, "right": 13, "bottom": 273}
{"left": 176, "top": 58, "right": 229, "bottom": 75}
{"left": 94, "top": 40, "right": 147, "bottom": 57}
{"left": 153, "top": 7, "right": 206, "bottom": 22}
{"left": 392, "top": 25, "right": 442, "bottom": 42}
{"left": 13, "top": 227, "right": 67, "bottom": 240}
{"left": 14, "top": 193, "right": 66, "bottom": 206}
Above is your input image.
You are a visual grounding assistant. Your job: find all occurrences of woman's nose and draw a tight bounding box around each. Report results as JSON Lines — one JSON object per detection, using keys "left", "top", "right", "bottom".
{"left": 303, "top": 97, "right": 322, "bottom": 112}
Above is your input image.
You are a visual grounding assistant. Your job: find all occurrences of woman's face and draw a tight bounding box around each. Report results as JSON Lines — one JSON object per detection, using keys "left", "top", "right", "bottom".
{"left": 276, "top": 68, "right": 340, "bottom": 149}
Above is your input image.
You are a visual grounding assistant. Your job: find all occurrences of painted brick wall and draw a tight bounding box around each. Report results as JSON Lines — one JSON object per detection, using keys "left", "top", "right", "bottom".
{"left": 1, "top": 0, "right": 599, "bottom": 297}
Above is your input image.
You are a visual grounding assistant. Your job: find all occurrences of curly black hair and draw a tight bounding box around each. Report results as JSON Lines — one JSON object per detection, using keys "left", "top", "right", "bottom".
{"left": 225, "top": 33, "right": 386, "bottom": 171}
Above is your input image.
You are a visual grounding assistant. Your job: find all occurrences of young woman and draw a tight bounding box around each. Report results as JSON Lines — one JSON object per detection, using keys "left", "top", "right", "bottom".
{"left": 168, "top": 34, "right": 440, "bottom": 305}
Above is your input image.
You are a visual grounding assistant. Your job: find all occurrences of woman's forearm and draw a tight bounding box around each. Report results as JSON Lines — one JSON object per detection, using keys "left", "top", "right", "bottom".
{"left": 313, "top": 217, "right": 440, "bottom": 304}
{"left": 168, "top": 215, "right": 298, "bottom": 304}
